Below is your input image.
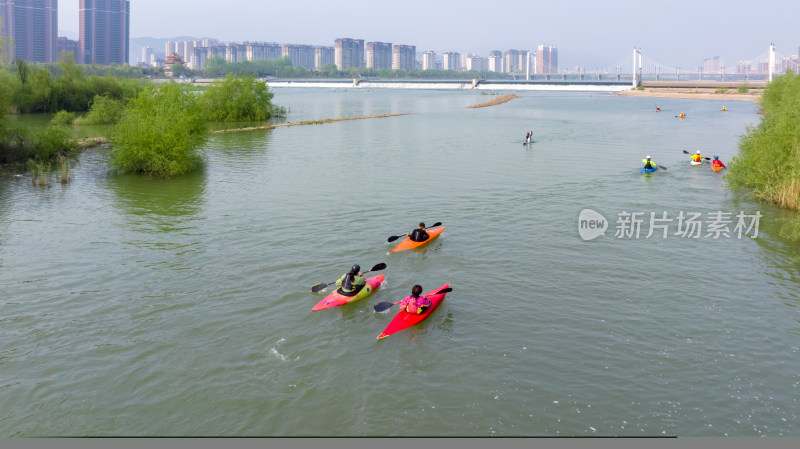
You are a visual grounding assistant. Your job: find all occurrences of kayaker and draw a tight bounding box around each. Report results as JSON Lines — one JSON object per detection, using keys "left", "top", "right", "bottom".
{"left": 335, "top": 264, "right": 366, "bottom": 296}
{"left": 407, "top": 222, "right": 430, "bottom": 243}
{"left": 690, "top": 151, "right": 703, "bottom": 163}
{"left": 711, "top": 155, "right": 726, "bottom": 169}
{"left": 398, "top": 285, "right": 431, "bottom": 315}
{"left": 525, "top": 131, "right": 531, "bottom": 142}
{"left": 642, "top": 155, "right": 656, "bottom": 170}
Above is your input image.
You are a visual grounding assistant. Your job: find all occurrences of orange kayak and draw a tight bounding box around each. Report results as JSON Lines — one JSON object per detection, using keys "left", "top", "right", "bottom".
{"left": 711, "top": 164, "right": 724, "bottom": 171}
{"left": 389, "top": 226, "right": 445, "bottom": 253}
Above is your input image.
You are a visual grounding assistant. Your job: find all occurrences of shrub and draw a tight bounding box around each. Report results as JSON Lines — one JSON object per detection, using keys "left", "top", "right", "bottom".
{"left": 110, "top": 82, "right": 207, "bottom": 177}
{"left": 51, "top": 110, "right": 76, "bottom": 125}
{"left": 201, "top": 73, "right": 284, "bottom": 122}
{"left": 74, "top": 94, "right": 125, "bottom": 125}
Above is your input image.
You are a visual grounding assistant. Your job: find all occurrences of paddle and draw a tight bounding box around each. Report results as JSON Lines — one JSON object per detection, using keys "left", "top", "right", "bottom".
{"left": 310, "top": 262, "right": 387, "bottom": 293}
{"left": 373, "top": 287, "right": 453, "bottom": 313}
{"left": 682, "top": 150, "right": 711, "bottom": 160}
{"left": 387, "top": 222, "right": 442, "bottom": 243}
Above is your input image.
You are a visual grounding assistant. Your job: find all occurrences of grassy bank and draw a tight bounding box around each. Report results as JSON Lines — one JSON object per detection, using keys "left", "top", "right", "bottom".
{"left": 727, "top": 71, "right": 800, "bottom": 213}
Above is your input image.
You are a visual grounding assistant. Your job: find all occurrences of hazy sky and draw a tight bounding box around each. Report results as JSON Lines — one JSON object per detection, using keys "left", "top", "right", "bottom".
{"left": 58, "top": 0, "right": 799, "bottom": 69}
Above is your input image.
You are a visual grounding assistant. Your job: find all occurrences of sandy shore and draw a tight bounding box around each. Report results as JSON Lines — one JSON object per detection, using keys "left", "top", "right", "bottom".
{"left": 617, "top": 89, "right": 760, "bottom": 102}
{"left": 467, "top": 94, "right": 521, "bottom": 108}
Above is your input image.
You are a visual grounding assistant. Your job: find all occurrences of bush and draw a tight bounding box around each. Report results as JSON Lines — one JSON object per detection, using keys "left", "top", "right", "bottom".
{"left": 737, "top": 83, "right": 750, "bottom": 94}
{"left": 50, "top": 110, "right": 76, "bottom": 125}
{"left": 110, "top": 82, "right": 208, "bottom": 177}
{"left": 74, "top": 94, "right": 125, "bottom": 125}
{"left": 201, "top": 73, "right": 284, "bottom": 122}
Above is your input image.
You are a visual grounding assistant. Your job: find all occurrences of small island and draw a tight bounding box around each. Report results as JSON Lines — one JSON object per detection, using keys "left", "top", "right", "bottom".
{"left": 466, "top": 94, "right": 521, "bottom": 108}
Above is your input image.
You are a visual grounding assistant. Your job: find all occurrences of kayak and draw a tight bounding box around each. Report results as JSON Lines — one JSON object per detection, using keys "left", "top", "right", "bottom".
{"left": 377, "top": 283, "right": 450, "bottom": 340}
{"left": 312, "top": 274, "right": 385, "bottom": 311}
{"left": 641, "top": 165, "right": 657, "bottom": 173}
{"left": 389, "top": 226, "right": 445, "bottom": 253}
{"left": 690, "top": 160, "right": 703, "bottom": 165}
{"left": 711, "top": 164, "right": 724, "bottom": 171}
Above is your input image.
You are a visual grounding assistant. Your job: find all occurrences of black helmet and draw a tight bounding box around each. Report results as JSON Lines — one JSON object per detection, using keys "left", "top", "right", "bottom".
{"left": 419, "top": 222, "right": 425, "bottom": 228}
{"left": 350, "top": 264, "right": 360, "bottom": 274}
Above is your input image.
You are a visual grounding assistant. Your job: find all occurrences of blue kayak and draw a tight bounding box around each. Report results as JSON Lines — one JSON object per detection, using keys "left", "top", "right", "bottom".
{"left": 641, "top": 164, "right": 657, "bottom": 173}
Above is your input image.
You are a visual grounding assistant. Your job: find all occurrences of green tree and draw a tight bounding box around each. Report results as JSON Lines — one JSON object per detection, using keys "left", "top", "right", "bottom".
{"left": 75, "top": 94, "right": 126, "bottom": 125}
{"left": 110, "top": 82, "right": 208, "bottom": 177}
{"left": 201, "top": 73, "right": 282, "bottom": 122}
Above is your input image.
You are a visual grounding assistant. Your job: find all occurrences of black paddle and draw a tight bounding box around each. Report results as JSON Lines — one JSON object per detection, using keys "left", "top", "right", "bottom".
{"left": 373, "top": 287, "right": 453, "bottom": 313}
{"left": 682, "top": 150, "right": 711, "bottom": 160}
{"left": 310, "top": 262, "right": 387, "bottom": 293}
{"left": 387, "top": 222, "right": 442, "bottom": 243}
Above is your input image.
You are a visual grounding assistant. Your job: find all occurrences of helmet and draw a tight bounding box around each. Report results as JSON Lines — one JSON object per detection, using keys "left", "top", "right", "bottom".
{"left": 350, "top": 264, "right": 360, "bottom": 274}
{"left": 714, "top": 155, "right": 719, "bottom": 159}
{"left": 419, "top": 222, "right": 426, "bottom": 228}
{"left": 696, "top": 150, "right": 701, "bottom": 154}
{"left": 646, "top": 155, "right": 651, "bottom": 159}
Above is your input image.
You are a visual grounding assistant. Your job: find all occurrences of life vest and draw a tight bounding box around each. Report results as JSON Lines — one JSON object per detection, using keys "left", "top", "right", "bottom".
{"left": 400, "top": 295, "right": 430, "bottom": 314}
{"left": 642, "top": 159, "right": 656, "bottom": 168}
{"left": 691, "top": 154, "right": 703, "bottom": 162}
{"left": 712, "top": 159, "right": 724, "bottom": 167}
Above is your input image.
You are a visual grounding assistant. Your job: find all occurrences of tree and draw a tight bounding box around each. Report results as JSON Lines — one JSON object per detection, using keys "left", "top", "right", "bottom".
{"left": 110, "top": 82, "right": 208, "bottom": 177}
{"left": 201, "top": 73, "right": 283, "bottom": 122}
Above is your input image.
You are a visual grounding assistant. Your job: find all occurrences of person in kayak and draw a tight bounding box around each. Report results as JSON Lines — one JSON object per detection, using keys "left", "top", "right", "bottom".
{"left": 525, "top": 131, "right": 532, "bottom": 142}
{"left": 406, "top": 222, "right": 430, "bottom": 242}
{"left": 642, "top": 155, "right": 657, "bottom": 170}
{"left": 690, "top": 150, "right": 704, "bottom": 163}
{"left": 335, "top": 264, "right": 366, "bottom": 296}
{"left": 398, "top": 285, "right": 431, "bottom": 315}
{"left": 711, "top": 155, "right": 726, "bottom": 169}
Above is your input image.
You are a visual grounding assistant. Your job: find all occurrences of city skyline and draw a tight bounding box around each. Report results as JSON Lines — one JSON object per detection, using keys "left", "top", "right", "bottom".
{"left": 54, "top": 0, "right": 800, "bottom": 71}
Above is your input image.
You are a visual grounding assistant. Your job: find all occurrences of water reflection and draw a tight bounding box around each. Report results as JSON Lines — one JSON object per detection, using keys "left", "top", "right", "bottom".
{"left": 106, "top": 169, "right": 207, "bottom": 235}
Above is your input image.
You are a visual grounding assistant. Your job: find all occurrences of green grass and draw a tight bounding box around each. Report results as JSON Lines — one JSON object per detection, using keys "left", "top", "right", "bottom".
{"left": 727, "top": 71, "right": 800, "bottom": 214}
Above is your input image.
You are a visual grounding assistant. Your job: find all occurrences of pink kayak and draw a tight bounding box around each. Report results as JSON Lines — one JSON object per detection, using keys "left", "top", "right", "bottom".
{"left": 312, "top": 275, "right": 385, "bottom": 311}
{"left": 377, "top": 283, "right": 450, "bottom": 339}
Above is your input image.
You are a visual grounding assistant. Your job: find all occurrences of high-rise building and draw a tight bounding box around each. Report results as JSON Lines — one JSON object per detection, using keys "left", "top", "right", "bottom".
{"left": 283, "top": 43, "right": 314, "bottom": 70}
{"left": 366, "top": 41, "right": 392, "bottom": 70}
{"left": 334, "top": 37, "right": 364, "bottom": 70}
{"left": 442, "top": 52, "right": 460, "bottom": 71}
{"left": 537, "top": 44, "right": 557, "bottom": 74}
{"left": 315, "top": 46, "right": 334, "bottom": 69}
{"left": 140, "top": 46, "right": 154, "bottom": 66}
{"left": 465, "top": 53, "right": 488, "bottom": 72}
{"left": 421, "top": 51, "right": 436, "bottom": 71}
{"left": 246, "top": 42, "right": 282, "bottom": 62}
{"left": 392, "top": 44, "right": 415, "bottom": 70}
{"left": 0, "top": 0, "right": 58, "bottom": 63}
{"left": 702, "top": 56, "right": 723, "bottom": 74}
{"left": 503, "top": 49, "right": 521, "bottom": 73}
{"left": 57, "top": 36, "right": 80, "bottom": 61}
{"left": 488, "top": 50, "right": 503, "bottom": 73}
{"left": 80, "top": 0, "right": 130, "bottom": 65}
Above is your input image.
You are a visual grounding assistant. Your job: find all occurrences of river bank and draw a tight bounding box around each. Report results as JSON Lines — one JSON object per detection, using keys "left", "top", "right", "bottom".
{"left": 617, "top": 89, "right": 761, "bottom": 102}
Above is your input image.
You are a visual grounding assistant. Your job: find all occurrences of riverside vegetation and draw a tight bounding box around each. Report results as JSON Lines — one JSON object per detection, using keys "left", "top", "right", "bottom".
{"left": 727, "top": 70, "right": 800, "bottom": 238}
{"left": 1, "top": 54, "right": 286, "bottom": 178}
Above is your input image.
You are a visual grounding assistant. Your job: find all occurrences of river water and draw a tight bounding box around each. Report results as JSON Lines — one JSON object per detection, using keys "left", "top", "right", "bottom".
{"left": 1, "top": 87, "right": 798, "bottom": 437}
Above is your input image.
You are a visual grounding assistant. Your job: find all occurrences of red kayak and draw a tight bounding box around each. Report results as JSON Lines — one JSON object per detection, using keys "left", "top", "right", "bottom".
{"left": 377, "top": 283, "right": 450, "bottom": 339}
{"left": 312, "top": 275, "right": 384, "bottom": 311}
{"left": 389, "top": 226, "right": 445, "bottom": 253}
